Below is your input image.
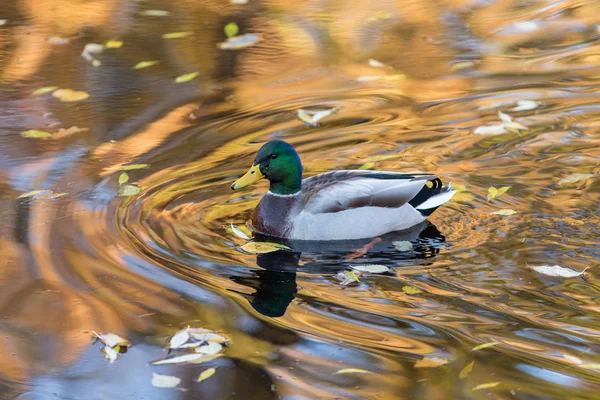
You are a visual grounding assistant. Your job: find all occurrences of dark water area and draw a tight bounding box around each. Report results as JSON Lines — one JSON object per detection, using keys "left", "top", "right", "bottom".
{"left": 1, "top": 0, "right": 600, "bottom": 399}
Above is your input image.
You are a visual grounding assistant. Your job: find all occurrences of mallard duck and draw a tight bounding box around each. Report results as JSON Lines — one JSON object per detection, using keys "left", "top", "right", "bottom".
{"left": 231, "top": 140, "right": 455, "bottom": 241}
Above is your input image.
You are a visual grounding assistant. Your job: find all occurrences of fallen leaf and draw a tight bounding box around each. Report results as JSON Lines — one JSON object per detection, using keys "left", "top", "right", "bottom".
{"left": 105, "top": 39, "right": 123, "bottom": 49}
{"left": 81, "top": 43, "right": 104, "bottom": 65}
{"left": 17, "top": 190, "right": 66, "bottom": 199}
{"left": 240, "top": 242, "right": 290, "bottom": 254}
{"left": 230, "top": 224, "right": 251, "bottom": 240}
{"left": 472, "top": 382, "right": 500, "bottom": 391}
{"left": 93, "top": 331, "right": 131, "bottom": 348}
{"left": 141, "top": 10, "right": 170, "bottom": 16}
{"left": 52, "top": 89, "right": 89, "bottom": 102}
{"left": 487, "top": 186, "right": 510, "bottom": 201}
{"left": 296, "top": 107, "right": 338, "bottom": 127}
{"left": 118, "top": 184, "right": 141, "bottom": 197}
{"left": 162, "top": 31, "right": 192, "bottom": 39}
{"left": 120, "top": 164, "right": 149, "bottom": 171}
{"left": 510, "top": 100, "right": 541, "bottom": 112}
{"left": 472, "top": 342, "right": 499, "bottom": 351}
{"left": 218, "top": 33, "right": 260, "bottom": 50}
{"left": 102, "top": 345, "right": 120, "bottom": 363}
{"left": 474, "top": 125, "right": 506, "bottom": 135}
{"left": 334, "top": 270, "right": 361, "bottom": 286}
{"left": 231, "top": 0, "right": 248, "bottom": 3}
{"left": 358, "top": 162, "right": 375, "bottom": 170}
{"left": 118, "top": 172, "right": 129, "bottom": 184}
{"left": 368, "top": 59, "right": 386, "bottom": 68}
{"left": 558, "top": 173, "right": 594, "bottom": 186}
{"left": 335, "top": 368, "right": 371, "bottom": 374}
{"left": 53, "top": 126, "right": 89, "bottom": 139}
{"left": 415, "top": 357, "right": 448, "bottom": 368}
{"left": 151, "top": 353, "right": 208, "bottom": 365}
{"left": 402, "top": 285, "right": 421, "bottom": 295}
{"left": 491, "top": 209, "right": 517, "bottom": 216}
{"left": 152, "top": 373, "right": 181, "bottom": 388}
{"left": 498, "top": 111, "right": 512, "bottom": 124}
{"left": 32, "top": 86, "right": 58, "bottom": 95}
{"left": 450, "top": 61, "right": 475, "bottom": 71}
{"left": 175, "top": 72, "right": 199, "bottom": 83}
{"left": 224, "top": 22, "right": 239, "bottom": 38}
{"left": 0, "top": 19, "right": 7, "bottom": 26}
{"left": 188, "top": 329, "right": 228, "bottom": 343}
{"left": 169, "top": 328, "right": 191, "bottom": 349}
{"left": 531, "top": 265, "right": 587, "bottom": 278}
{"left": 195, "top": 341, "right": 223, "bottom": 355}
{"left": 47, "top": 36, "right": 70, "bottom": 45}
{"left": 351, "top": 264, "right": 389, "bottom": 274}
{"left": 355, "top": 74, "right": 405, "bottom": 82}
{"left": 133, "top": 60, "right": 160, "bottom": 70}
{"left": 21, "top": 130, "right": 52, "bottom": 138}
{"left": 197, "top": 368, "right": 217, "bottom": 383}
{"left": 393, "top": 240, "right": 413, "bottom": 252}
{"left": 460, "top": 361, "right": 474, "bottom": 379}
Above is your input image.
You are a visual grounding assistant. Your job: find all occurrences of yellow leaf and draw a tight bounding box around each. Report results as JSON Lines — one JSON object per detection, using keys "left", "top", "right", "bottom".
{"left": 415, "top": 357, "right": 448, "bottom": 368}
{"left": 491, "top": 209, "right": 517, "bottom": 216}
{"left": 402, "top": 285, "right": 421, "bottom": 295}
{"left": 133, "top": 61, "right": 160, "bottom": 70}
{"left": 32, "top": 86, "right": 58, "bottom": 95}
{"left": 452, "top": 184, "right": 467, "bottom": 193}
{"left": 472, "top": 382, "right": 500, "bottom": 391}
{"left": 335, "top": 368, "right": 371, "bottom": 374}
{"left": 17, "top": 190, "right": 66, "bottom": 199}
{"left": 452, "top": 192, "right": 475, "bottom": 203}
{"left": 197, "top": 368, "right": 216, "bottom": 383}
{"left": 21, "top": 130, "right": 52, "bottom": 138}
{"left": 459, "top": 361, "right": 474, "bottom": 379}
{"left": 118, "top": 184, "right": 141, "bottom": 197}
{"left": 358, "top": 162, "right": 375, "bottom": 170}
{"left": 240, "top": 242, "right": 290, "bottom": 254}
{"left": 472, "top": 342, "right": 498, "bottom": 351}
{"left": 487, "top": 186, "right": 510, "bottom": 200}
{"left": 175, "top": 72, "right": 199, "bottom": 83}
{"left": 581, "top": 363, "right": 600, "bottom": 370}
{"left": 224, "top": 22, "right": 239, "bottom": 38}
{"left": 162, "top": 31, "right": 192, "bottom": 39}
{"left": 141, "top": 10, "right": 170, "bottom": 16}
{"left": 52, "top": 89, "right": 89, "bottom": 102}
{"left": 105, "top": 40, "right": 123, "bottom": 48}
{"left": 450, "top": 61, "right": 475, "bottom": 71}
{"left": 120, "top": 164, "right": 149, "bottom": 171}
{"left": 118, "top": 172, "right": 129, "bottom": 184}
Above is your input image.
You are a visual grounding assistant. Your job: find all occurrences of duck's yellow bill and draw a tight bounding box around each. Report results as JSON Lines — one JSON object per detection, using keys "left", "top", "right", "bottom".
{"left": 231, "top": 164, "right": 263, "bottom": 190}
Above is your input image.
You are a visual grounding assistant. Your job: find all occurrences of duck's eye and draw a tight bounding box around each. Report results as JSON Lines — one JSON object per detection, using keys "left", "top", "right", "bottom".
{"left": 270, "top": 154, "right": 278, "bottom": 160}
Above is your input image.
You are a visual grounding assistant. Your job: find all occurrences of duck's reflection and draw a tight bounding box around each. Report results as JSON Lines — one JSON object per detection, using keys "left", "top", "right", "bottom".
{"left": 231, "top": 222, "right": 447, "bottom": 317}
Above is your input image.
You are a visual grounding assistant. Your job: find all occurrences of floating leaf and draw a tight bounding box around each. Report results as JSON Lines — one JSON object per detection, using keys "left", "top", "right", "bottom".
{"left": 218, "top": 33, "right": 260, "bottom": 50}
{"left": 17, "top": 190, "right": 66, "bottom": 199}
{"left": 152, "top": 373, "right": 181, "bottom": 388}
{"left": 224, "top": 22, "right": 239, "bottom": 38}
{"left": 531, "top": 265, "right": 587, "bottom": 278}
{"left": 358, "top": 162, "right": 375, "bottom": 170}
{"left": 151, "top": 353, "right": 207, "bottom": 365}
{"left": 351, "top": 264, "right": 389, "bottom": 274}
{"left": 102, "top": 345, "right": 120, "bottom": 363}
{"left": 229, "top": 224, "right": 251, "bottom": 240}
{"left": 460, "top": 361, "right": 474, "bottom": 379}
{"left": 105, "top": 39, "right": 123, "bottom": 49}
{"left": 491, "top": 209, "right": 517, "bottom": 216}
{"left": 162, "top": 31, "right": 192, "bottom": 39}
{"left": 472, "top": 342, "right": 499, "bottom": 351}
{"left": 487, "top": 186, "right": 510, "bottom": 201}
{"left": 175, "top": 72, "right": 199, "bottom": 83}
{"left": 21, "top": 130, "right": 52, "bottom": 138}
{"left": 118, "top": 184, "right": 141, "bottom": 197}
{"left": 52, "top": 89, "right": 89, "bottom": 102}
{"left": 169, "top": 328, "right": 191, "bottom": 349}
{"left": 368, "top": 59, "right": 386, "bottom": 68}
{"left": 450, "top": 61, "right": 475, "bottom": 71}
{"left": 120, "top": 164, "right": 149, "bottom": 171}
{"left": 296, "top": 107, "right": 338, "bottom": 127}
{"left": 47, "top": 36, "right": 70, "bottom": 45}
{"left": 498, "top": 111, "right": 512, "bottom": 124}
{"left": 393, "top": 241, "right": 413, "bottom": 252}
{"left": 558, "top": 173, "right": 594, "bottom": 186}
{"left": 402, "top": 285, "right": 421, "bottom": 295}
{"left": 472, "top": 382, "right": 500, "bottom": 391}
{"left": 415, "top": 357, "right": 448, "bottom": 368}
{"left": 355, "top": 74, "right": 405, "bottom": 82}
{"left": 510, "top": 100, "right": 541, "bottom": 112}
{"left": 240, "top": 242, "right": 290, "bottom": 254}
{"left": 141, "top": 10, "right": 170, "bottom": 16}
{"left": 0, "top": 19, "right": 7, "bottom": 26}
{"left": 118, "top": 172, "right": 129, "bottom": 184}
{"left": 231, "top": 0, "right": 248, "bottom": 3}
{"left": 53, "top": 126, "right": 88, "bottom": 139}
{"left": 335, "top": 270, "right": 361, "bottom": 286}
{"left": 93, "top": 331, "right": 131, "bottom": 348}
{"left": 195, "top": 341, "right": 223, "bottom": 355}
{"left": 474, "top": 125, "right": 506, "bottom": 135}
{"left": 81, "top": 43, "right": 104, "bottom": 64}
{"left": 335, "top": 368, "right": 372, "bottom": 374}
{"left": 32, "top": 86, "right": 58, "bottom": 95}
{"left": 133, "top": 60, "right": 160, "bottom": 70}
{"left": 197, "top": 368, "right": 217, "bottom": 383}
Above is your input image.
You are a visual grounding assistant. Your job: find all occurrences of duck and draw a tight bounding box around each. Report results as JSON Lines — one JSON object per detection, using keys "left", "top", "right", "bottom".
{"left": 231, "top": 140, "right": 455, "bottom": 241}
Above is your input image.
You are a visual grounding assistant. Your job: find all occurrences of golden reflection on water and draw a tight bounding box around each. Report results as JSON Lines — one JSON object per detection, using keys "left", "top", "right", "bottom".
{"left": 1, "top": 0, "right": 600, "bottom": 398}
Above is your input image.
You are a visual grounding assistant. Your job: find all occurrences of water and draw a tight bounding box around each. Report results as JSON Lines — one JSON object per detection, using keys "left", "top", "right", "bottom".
{"left": 1, "top": 0, "right": 600, "bottom": 398}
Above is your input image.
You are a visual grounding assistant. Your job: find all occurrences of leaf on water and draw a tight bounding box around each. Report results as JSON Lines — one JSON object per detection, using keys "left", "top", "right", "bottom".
{"left": 393, "top": 240, "right": 413, "bottom": 252}
{"left": 105, "top": 40, "right": 123, "bottom": 49}
{"left": 415, "top": 357, "right": 448, "bottom": 368}
{"left": 472, "top": 382, "right": 500, "bottom": 391}
{"left": 169, "top": 327, "right": 191, "bottom": 349}
{"left": 93, "top": 331, "right": 132, "bottom": 348}
{"left": 18, "top": 190, "right": 66, "bottom": 200}
{"left": 195, "top": 341, "right": 223, "bottom": 355}
{"left": 141, "top": 10, "right": 170, "bottom": 16}
{"left": 47, "top": 36, "right": 70, "bottom": 45}
{"left": 498, "top": 111, "right": 512, "bottom": 124}
{"left": 218, "top": 33, "right": 260, "bottom": 50}
{"left": 53, "top": 126, "right": 89, "bottom": 139}
{"left": 355, "top": 74, "right": 405, "bottom": 82}
{"left": 358, "top": 162, "right": 375, "bottom": 170}
{"left": 188, "top": 329, "right": 228, "bottom": 343}
{"left": 120, "top": 164, "right": 149, "bottom": 171}
{"left": 162, "top": 31, "right": 192, "bottom": 39}
{"left": 175, "top": 72, "right": 199, "bottom": 83}
{"left": 460, "top": 361, "right": 474, "bottom": 379}
{"left": 511, "top": 100, "right": 541, "bottom": 112}
{"left": 491, "top": 209, "right": 517, "bottom": 216}
{"left": 296, "top": 107, "right": 338, "bottom": 127}
{"left": 229, "top": 224, "right": 251, "bottom": 240}
{"left": 558, "top": 173, "right": 594, "bottom": 186}
{"left": 32, "top": 86, "right": 59, "bottom": 95}
{"left": 402, "top": 285, "right": 421, "bottom": 295}
{"left": 224, "top": 22, "right": 239, "bottom": 38}
{"left": 118, "top": 184, "right": 141, "bottom": 197}
{"left": 335, "top": 368, "right": 372, "bottom": 374}
{"left": 133, "top": 60, "right": 160, "bottom": 70}
{"left": 21, "top": 130, "right": 52, "bottom": 138}
{"left": 52, "top": 89, "right": 89, "bottom": 102}
{"left": 487, "top": 186, "right": 510, "bottom": 201}
{"left": 472, "top": 342, "right": 499, "bottom": 351}
{"left": 0, "top": 19, "right": 7, "bottom": 26}
{"left": 197, "top": 367, "right": 217, "bottom": 383}
{"left": 581, "top": 363, "right": 600, "bottom": 370}
{"left": 240, "top": 242, "right": 290, "bottom": 254}
{"left": 335, "top": 270, "right": 361, "bottom": 286}
{"left": 351, "top": 264, "right": 389, "bottom": 274}
{"left": 118, "top": 172, "right": 129, "bottom": 184}
{"left": 368, "top": 59, "right": 386, "bottom": 68}
{"left": 231, "top": 0, "right": 248, "bottom": 3}
{"left": 474, "top": 125, "right": 506, "bottom": 135}
{"left": 450, "top": 61, "right": 475, "bottom": 71}
{"left": 152, "top": 373, "right": 181, "bottom": 388}
{"left": 531, "top": 265, "right": 587, "bottom": 278}
{"left": 151, "top": 353, "right": 207, "bottom": 365}
{"left": 102, "top": 345, "right": 120, "bottom": 363}
{"left": 81, "top": 43, "right": 104, "bottom": 64}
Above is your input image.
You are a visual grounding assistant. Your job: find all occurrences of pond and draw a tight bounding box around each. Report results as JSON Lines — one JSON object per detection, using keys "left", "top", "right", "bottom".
{"left": 1, "top": 0, "right": 600, "bottom": 398}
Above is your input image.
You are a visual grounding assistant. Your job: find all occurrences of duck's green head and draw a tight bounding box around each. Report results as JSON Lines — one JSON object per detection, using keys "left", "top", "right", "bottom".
{"left": 231, "top": 140, "right": 303, "bottom": 195}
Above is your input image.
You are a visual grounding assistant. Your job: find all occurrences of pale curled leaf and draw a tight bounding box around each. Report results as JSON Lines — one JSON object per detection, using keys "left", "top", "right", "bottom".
{"left": 474, "top": 125, "right": 506, "bottom": 135}
{"left": 498, "top": 111, "right": 513, "bottom": 124}
{"left": 141, "top": 10, "right": 170, "bottom": 16}
{"left": 230, "top": 224, "right": 251, "bottom": 240}
{"left": 175, "top": 72, "right": 199, "bottom": 83}
{"left": 93, "top": 331, "right": 131, "bottom": 348}
{"left": 491, "top": 209, "right": 517, "bottom": 216}
{"left": 335, "top": 368, "right": 371, "bottom": 374}
{"left": 558, "top": 173, "right": 594, "bottom": 186}
{"left": 510, "top": 100, "right": 541, "bottom": 112}
{"left": 402, "top": 285, "right": 421, "bottom": 295}
{"left": 472, "top": 382, "right": 500, "bottom": 391}
{"left": 18, "top": 190, "right": 66, "bottom": 200}
{"left": 118, "top": 184, "right": 141, "bottom": 197}
{"left": 195, "top": 341, "right": 223, "bottom": 355}
{"left": 531, "top": 265, "right": 586, "bottom": 278}
{"left": 118, "top": 172, "right": 129, "bottom": 184}
{"left": 393, "top": 241, "right": 413, "bottom": 252}
{"left": 197, "top": 368, "right": 217, "bottom": 383}
{"left": 335, "top": 270, "right": 361, "bottom": 286}
{"left": 472, "top": 342, "right": 499, "bottom": 351}
{"left": 351, "top": 264, "right": 389, "bottom": 274}
{"left": 415, "top": 357, "right": 448, "bottom": 368}
{"left": 151, "top": 353, "right": 207, "bottom": 365}
{"left": 460, "top": 361, "right": 474, "bottom": 379}
{"left": 102, "top": 345, "right": 119, "bottom": 363}
{"left": 133, "top": 60, "right": 160, "bottom": 70}
{"left": 218, "top": 33, "right": 260, "bottom": 50}
{"left": 169, "top": 328, "right": 191, "bottom": 349}
{"left": 32, "top": 86, "right": 58, "bottom": 95}
{"left": 296, "top": 107, "right": 338, "bottom": 127}
{"left": 240, "top": 242, "right": 290, "bottom": 254}
{"left": 21, "top": 130, "right": 52, "bottom": 138}
{"left": 152, "top": 373, "right": 181, "bottom": 388}
{"left": 355, "top": 74, "right": 405, "bottom": 82}
{"left": 81, "top": 43, "right": 104, "bottom": 63}
{"left": 368, "top": 59, "right": 386, "bottom": 68}
{"left": 52, "top": 89, "right": 89, "bottom": 102}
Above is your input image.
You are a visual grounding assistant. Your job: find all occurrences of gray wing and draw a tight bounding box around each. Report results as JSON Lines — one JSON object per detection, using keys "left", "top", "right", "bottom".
{"left": 301, "top": 170, "right": 437, "bottom": 214}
